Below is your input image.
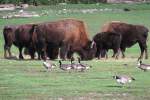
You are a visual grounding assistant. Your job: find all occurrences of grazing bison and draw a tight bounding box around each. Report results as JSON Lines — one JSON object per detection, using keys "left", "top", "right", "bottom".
{"left": 93, "top": 32, "right": 122, "bottom": 59}
{"left": 3, "top": 24, "right": 36, "bottom": 59}
{"left": 32, "top": 19, "right": 97, "bottom": 60}
{"left": 101, "top": 21, "right": 149, "bottom": 60}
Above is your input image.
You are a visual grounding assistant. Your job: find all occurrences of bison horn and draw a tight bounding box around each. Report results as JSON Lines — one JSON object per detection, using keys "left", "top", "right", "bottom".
{"left": 90, "top": 41, "right": 95, "bottom": 49}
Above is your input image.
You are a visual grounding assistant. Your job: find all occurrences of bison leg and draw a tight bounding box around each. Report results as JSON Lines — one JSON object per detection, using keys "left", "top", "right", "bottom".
{"left": 112, "top": 53, "right": 115, "bottom": 58}
{"left": 37, "top": 50, "right": 46, "bottom": 60}
{"left": 120, "top": 47, "right": 126, "bottom": 58}
{"left": 41, "top": 50, "right": 47, "bottom": 60}
{"left": 145, "top": 47, "right": 148, "bottom": 59}
{"left": 100, "top": 49, "right": 108, "bottom": 59}
{"left": 37, "top": 48, "right": 46, "bottom": 60}
{"left": 67, "top": 50, "right": 74, "bottom": 59}
{"left": 113, "top": 48, "right": 120, "bottom": 59}
{"left": 47, "top": 46, "right": 59, "bottom": 60}
{"left": 4, "top": 45, "right": 7, "bottom": 58}
{"left": 37, "top": 41, "right": 47, "bottom": 60}
{"left": 138, "top": 41, "right": 147, "bottom": 60}
{"left": 19, "top": 47, "right": 24, "bottom": 59}
{"left": 4, "top": 44, "right": 12, "bottom": 58}
{"left": 96, "top": 48, "right": 101, "bottom": 59}
{"left": 8, "top": 47, "right": 12, "bottom": 57}
{"left": 28, "top": 48, "right": 35, "bottom": 59}
{"left": 60, "top": 45, "right": 68, "bottom": 60}
{"left": 143, "top": 42, "right": 148, "bottom": 59}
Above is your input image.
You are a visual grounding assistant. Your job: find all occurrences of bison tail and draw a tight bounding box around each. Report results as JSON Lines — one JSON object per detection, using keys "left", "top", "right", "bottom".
{"left": 30, "top": 24, "right": 38, "bottom": 34}
{"left": 143, "top": 27, "right": 149, "bottom": 39}
{"left": 30, "top": 24, "right": 38, "bottom": 47}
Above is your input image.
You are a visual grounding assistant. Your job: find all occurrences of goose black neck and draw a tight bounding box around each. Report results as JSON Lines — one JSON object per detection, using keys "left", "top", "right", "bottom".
{"left": 78, "top": 57, "right": 81, "bottom": 63}
{"left": 59, "top": 60, "right": 62, "bottom": 66}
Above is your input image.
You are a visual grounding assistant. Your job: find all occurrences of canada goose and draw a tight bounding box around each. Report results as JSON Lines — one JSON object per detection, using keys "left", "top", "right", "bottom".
{"left": 59, "top": 60, "right": 73, "bottom": 71}
{"left": 137, "top": 60, "right": 150, "bottom": 71}
{"left": 70, "top": 57, "right": 91, "bottom": 72}
{"left": 113, "top": 75, "right": 135, "bottom": 85}
{"left": 77, "top": 57, "right": 92, "bottom": 70}
{"left": 69, "top": 57, "right": 84, "bottom": 72}
{"left": 43, "top": 61, "right": 56, "bottom": 71}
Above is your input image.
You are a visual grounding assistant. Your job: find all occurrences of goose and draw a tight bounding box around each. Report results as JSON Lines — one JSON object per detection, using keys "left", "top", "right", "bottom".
{"left": 113, "top": 75, "right": 135, "bottom": 85}
{"left": 70, "top": 57, "right": 91, "bottom": 72}
{"left": 43, "top": 61, "right": 56, "bottom": 71}
{"left": 137, "top": 60, "right": 150, "bottom": 71}
{"left": 69, "top": 57, "right": 85, "bottom": 72}
{"left": 59, "top": 60, "right": 73, "bottom": 71}
{"left": 77, "top": 57, "right": 92, "bottom": 70}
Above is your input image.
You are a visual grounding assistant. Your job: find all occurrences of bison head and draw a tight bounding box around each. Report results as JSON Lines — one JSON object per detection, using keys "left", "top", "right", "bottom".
{"left": 79, "top": 41, "right": 97, "bottom": 60}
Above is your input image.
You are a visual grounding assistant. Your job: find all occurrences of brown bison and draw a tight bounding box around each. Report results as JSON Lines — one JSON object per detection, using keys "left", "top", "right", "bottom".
{"left": 32, "top": 19, "right": 96, "bottom": 60}
{"left": 93, "top": 32, "right": 122, "bottom": 59}
{"left": 3, "top": 24, "right": 35, "bottom": 59}
{"left": 3, "top": 25, "right": 18, "bottom": 58}
{"left": 101, "top": 21, "right": 149, "bottom": 60}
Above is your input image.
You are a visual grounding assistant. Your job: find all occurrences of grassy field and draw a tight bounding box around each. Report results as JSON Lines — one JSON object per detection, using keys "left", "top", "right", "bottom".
{"left": 0, "top": 3, "right": 150, "bottom": 100}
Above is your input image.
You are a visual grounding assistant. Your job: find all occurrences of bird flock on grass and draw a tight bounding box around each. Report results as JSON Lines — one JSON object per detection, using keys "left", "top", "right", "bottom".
{"left": 42, "top": 58, "right": 150, "bottom": 87}
{"left": 113, "top": 60, "right": 150, "bottom": 86}
{"left": 42, "top": 57, "right": 92, "bottom": 72}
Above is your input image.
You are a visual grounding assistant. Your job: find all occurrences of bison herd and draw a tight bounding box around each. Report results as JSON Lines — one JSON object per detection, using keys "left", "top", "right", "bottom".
{"left": 3, "top": 19, "right": 149, "bottom": 61}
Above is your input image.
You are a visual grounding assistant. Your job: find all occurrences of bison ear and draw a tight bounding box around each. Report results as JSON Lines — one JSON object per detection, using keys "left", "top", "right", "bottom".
{"left": 90, "top": 41, "right": 96, "bottom": 49}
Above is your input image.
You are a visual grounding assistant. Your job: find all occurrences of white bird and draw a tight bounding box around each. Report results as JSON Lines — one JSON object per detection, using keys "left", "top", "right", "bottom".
{"left": 43, "top": 61, "right": 56, "bottom": 71}
{"left": 113, "top": 75, "right": 135, "bottom": 85}
{"left": 137, "top": 60, "right": 150, "bottom": 71}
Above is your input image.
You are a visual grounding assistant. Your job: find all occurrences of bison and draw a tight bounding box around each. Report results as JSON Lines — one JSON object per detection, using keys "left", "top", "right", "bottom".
{"left": 93, "top": 32, "right": 122, "bottom": 59}
{"left": 3, "top": 24, "right": 36, "bottom": 59}
{"left": 101, "top": 21, "right": 149, "bottom": 60}
{"left": 3, "top": 25, "right": 18, "bottom": 58}
{"left": 31, "top": 19, "right": 97, "bottom": 60}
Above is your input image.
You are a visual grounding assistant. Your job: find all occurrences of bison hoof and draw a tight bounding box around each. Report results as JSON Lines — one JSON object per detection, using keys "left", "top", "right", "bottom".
{"left": 19, "top": 57, "right": 24, "bottom": 60}
{"left": 122, "top": 56, "right": 125, "bottom": 59}
{"left": 115, "top": 57, "right": 119, "bottom": 60}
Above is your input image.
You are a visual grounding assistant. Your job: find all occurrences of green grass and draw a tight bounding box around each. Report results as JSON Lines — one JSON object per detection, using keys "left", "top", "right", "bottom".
{"left": 0, "top": 3, "right": 150, "bottom": 100}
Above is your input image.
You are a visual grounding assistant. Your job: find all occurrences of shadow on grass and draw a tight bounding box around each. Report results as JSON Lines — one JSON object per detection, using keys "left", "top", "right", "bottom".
{"left": 106, "top": 85, "right": 123, "bottom": 88}
{"left": 106, "top": 85, "right": 139, "bottom": 89}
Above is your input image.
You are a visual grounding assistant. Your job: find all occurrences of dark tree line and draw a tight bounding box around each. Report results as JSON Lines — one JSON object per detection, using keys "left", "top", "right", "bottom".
{"left": 0, "top": 0, "right": 107, "bottom": 5}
